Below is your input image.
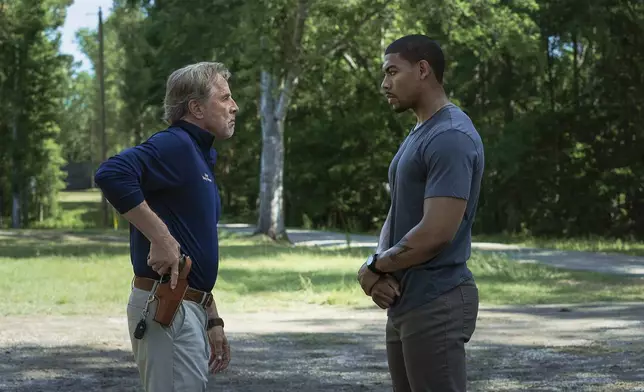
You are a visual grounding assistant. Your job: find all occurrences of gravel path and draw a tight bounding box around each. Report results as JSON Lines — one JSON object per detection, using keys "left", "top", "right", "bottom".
{"left": 1, "top": 303, "right": 643, "bottom": 391}
{"left": 2, "top": 226, "right": 643, "bottom": 391}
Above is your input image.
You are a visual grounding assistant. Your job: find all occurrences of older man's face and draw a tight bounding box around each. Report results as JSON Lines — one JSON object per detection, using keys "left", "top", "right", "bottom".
{"left": 203, "top": 77, "right": 239, "bottom": 140}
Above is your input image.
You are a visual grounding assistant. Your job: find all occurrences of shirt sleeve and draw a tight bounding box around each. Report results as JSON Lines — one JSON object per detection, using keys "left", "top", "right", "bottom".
{"left": 422, "top": 129, "right": 478, "bottom": 200}
{"left": 94, "top": 131, "right": 189, "bottom": 214}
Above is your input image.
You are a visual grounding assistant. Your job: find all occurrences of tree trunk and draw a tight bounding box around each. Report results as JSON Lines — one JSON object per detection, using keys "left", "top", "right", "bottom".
{"left": 11, "top": 46, "right": 21, "bottom": 229}
{"left": 546, "top": 35, "right": 555, "bottom": 112}
{"left": 256, "top": 71, "right": 289, "bottom": 241}
{"left": 255, "top": 0, "right": 309, "bottom": 242}
{"left": 502, "top": 51, "right": 514, "bottom": 123}
{"left": 134, "top": 120, "right": 143, "bottom": 145}
{"left": 572, "top": 30, "right": 580, "bottom": 112}
{"left": 11, "top": 117, "right": 20, "bottom": 228}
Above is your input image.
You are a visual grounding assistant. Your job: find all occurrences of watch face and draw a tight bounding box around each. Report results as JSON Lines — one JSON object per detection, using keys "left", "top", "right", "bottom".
{"left": 366, "top": 255, "right": 375, "bottom": 266}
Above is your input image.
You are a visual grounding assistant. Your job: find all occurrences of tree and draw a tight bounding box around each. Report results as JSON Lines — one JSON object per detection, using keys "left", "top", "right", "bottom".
{"left": 0, "top": 0, "right": 72, "bottom": 227}
{"left": 255, "top": 0, "right": 310, "bottom": 241}
{"left": 254, "top": 0, "right": 390, "bottom": 241}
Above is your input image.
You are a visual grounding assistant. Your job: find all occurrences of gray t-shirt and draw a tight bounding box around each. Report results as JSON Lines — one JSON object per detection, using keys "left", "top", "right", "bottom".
{"left": 386, "top": 103, "right": 485, "bottom": 318}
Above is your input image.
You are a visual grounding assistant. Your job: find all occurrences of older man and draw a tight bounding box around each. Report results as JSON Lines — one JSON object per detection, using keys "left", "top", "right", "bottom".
{"left": 95, "top": 61, "right": 239, "bottom": 391}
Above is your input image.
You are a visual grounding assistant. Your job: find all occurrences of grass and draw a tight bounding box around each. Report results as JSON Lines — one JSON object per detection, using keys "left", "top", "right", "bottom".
{"left": 37, "top": 190, "right": 644, "bottom": 256}
{"left": 2, "top": 189, "right": 642, "bottom": 316}
{"left": 1, "top": 227, "right": 643, "bottom": 317}
{"left": 33, "top": 189, "right": 129, "bottom": 230}
{"left": 474, "top": 233, "right": 644, "bottom": 257}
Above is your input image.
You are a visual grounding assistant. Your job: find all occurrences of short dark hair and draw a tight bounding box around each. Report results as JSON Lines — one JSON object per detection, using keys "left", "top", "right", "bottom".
{"left": 385, "top": 34, "right": 445, "bottom": 84}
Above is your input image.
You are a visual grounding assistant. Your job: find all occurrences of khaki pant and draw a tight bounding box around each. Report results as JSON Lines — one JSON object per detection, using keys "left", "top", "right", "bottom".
{"left": 126, "top": 287, "right": 211, "bottom": 392}
{"left": 386, "top": 280, "right": 479, "bottom": 392}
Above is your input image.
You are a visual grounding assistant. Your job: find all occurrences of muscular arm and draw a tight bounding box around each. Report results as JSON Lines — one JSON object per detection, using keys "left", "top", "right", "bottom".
{"left": 375, "top": 197, "right": 466, "bottom": 273}
{"left": 376, "top": 206, "right": 392, "bottom": 254}
{"left": 375, "top": 130, "right": 477, "bottom": 274}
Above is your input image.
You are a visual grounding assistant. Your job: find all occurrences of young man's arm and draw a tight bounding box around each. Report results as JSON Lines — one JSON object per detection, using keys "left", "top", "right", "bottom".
{"left": 94, "top": 132, "right": 188, "bottom": 287}
{"left": 375, "top": 130, "right": 477, "bottom": 273}
{"left": 376, "top": 206, "right": 392, "bottom": 254}
{"left": 365, "top": 205, "right": 401, "bottom": 307}
{"left": 375, "top": 197, "right": 466, "bottom": 272}
{"left": 358, "top": 130, "right": 477, "bottom": 292}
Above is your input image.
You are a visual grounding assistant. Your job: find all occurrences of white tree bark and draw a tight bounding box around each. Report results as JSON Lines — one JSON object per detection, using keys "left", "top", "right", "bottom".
{"left": 11, "top": 51, "right": 21, "bottom": 229}
{"left": 254, "top": 0, "right": 385, "bottom": 241}
{"left": 255, "top": 0, "right": 309, "bottom": 241}
{"left": 257, "top": 71, "right": 287, "bottom": 240}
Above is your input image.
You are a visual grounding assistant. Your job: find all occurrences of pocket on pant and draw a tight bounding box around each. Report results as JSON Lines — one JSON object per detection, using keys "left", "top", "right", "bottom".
{"left": 460, "top": 285, "right": 479, "bottom": 342}
{"left": 169, "top": 303, "right": 187, "bottom": 337}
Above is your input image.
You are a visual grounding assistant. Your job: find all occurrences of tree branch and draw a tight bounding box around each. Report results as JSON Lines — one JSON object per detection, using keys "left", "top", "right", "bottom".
{"left": 319, "top": 0, "right": 389, "bottom": 58}
{"left": 275, "top": 0, "right": 309, "bottom": 121}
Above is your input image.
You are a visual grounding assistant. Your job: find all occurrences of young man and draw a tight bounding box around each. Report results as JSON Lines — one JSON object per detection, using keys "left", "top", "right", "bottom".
{"left": 94, "top": 61, "right": 239, "bottom": 392}
{"left": 357, "top": 35, "right": 485, "bottom": 391}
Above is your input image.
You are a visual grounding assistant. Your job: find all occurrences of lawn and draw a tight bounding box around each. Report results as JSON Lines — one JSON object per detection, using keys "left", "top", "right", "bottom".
{"left": 473, "top": 233, "right": 644, "bottom": 257}
{"left": 1, "top": 227, "right": 643, "bottom": 317}
{"left": 36, "top": 190, "right": 644, "bottom": 257}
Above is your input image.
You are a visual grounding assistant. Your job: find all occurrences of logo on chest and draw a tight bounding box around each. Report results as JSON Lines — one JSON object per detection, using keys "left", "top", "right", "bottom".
{"left": 202, "top": 173, "right": 213, "bottom": 183}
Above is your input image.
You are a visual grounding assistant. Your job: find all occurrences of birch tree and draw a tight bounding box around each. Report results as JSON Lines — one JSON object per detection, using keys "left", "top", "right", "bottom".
{"left": 255, "top": 0, "right": 390, "bottom": 241}
{"left": 256, "top": 0, "right": 310, "bottom": 241}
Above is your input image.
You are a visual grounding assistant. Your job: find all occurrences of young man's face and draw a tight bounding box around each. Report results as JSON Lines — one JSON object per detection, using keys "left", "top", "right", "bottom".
{"left": 381, "top": 53, "right": 422, "bottom": 113}
{"left": 202, "top": 77, "right": 239, "bottom": 140}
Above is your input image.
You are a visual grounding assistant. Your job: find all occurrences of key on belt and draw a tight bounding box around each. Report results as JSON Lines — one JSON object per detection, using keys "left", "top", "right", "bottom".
{"left": 133, "top": 278, "right": 160, "bottom": 340}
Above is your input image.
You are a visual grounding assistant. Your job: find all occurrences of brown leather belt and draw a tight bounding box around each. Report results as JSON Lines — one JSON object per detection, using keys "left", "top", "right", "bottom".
{"left": 133, "top": 276, "right": 214, "bottom": 308}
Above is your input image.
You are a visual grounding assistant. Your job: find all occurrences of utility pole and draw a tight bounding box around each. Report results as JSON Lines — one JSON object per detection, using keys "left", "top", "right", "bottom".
{"left": 98, "top": 7, "right": 108, "bottom": 227}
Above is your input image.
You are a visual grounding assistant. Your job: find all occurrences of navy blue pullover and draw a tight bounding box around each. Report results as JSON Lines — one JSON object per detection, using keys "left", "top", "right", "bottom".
{"left": 94, "top": 120, "right": 221, "bottom": 292}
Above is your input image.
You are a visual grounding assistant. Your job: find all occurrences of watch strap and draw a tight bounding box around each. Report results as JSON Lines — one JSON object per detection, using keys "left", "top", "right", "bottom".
{"left": 207, "top": 317, "right": 224, "bottom": 330}
{"left": 367, "top": 254, "right": 385, "bottom": 275}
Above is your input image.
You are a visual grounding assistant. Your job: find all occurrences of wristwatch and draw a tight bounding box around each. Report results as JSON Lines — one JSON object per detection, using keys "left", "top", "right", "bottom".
{"left": 207, "top": 317, "right": 224, "bottom": 330}
{"left": 366, "top": 253, "right": 385, "bottom": 275}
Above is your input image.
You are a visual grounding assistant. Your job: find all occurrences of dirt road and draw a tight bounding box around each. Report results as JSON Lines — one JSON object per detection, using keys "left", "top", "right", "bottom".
{"left": 2, "top": 303, "right": 643, "bottom": 391}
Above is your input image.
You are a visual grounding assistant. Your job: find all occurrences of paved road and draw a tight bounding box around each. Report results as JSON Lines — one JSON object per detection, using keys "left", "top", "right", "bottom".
{"left": 219, "top": 223, "right": 644, "bottom": 276}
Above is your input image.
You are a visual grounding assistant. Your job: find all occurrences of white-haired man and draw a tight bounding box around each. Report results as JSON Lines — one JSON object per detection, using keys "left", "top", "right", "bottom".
{"left": 95, "top": 61, "right": 239, "bottom": 391}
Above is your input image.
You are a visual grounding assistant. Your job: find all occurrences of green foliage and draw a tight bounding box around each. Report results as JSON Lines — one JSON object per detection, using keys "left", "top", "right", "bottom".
{"left": 6, "top": 0, "right": 643, "bottom": 237}
{"left": 0, "top": 0, "right": 72, "bottom": 227}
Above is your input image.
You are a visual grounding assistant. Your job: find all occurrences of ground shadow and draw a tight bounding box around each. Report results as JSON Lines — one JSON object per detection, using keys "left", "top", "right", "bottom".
{"left": 2, "top": 325, "right": 643, "bottom": 392}
{"left": 0, "top": 344, "right": 141, "bottom": 392}
{"left": 483, "top": 302, "right": 644, "bottom": 323}
{"left": 0, "top": 329, "right": 391, "bottom": 392}
{"left": 0, "top": 238, "right": 130, "bottom": 259}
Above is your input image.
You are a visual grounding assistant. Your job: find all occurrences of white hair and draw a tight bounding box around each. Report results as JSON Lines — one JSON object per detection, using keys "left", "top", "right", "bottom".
{"left": 162, "top": 61, "right": 231, "bottom": 124}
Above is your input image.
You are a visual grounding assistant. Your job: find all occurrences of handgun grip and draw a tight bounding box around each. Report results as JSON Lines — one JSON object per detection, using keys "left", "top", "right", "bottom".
{"left": 153, "top": 256, "right": 192, "bottom": 326}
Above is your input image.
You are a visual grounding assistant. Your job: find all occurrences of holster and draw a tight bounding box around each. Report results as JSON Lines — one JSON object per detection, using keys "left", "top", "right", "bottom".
{"left": 153, "top": 255, "right": 192, "bottom": 326}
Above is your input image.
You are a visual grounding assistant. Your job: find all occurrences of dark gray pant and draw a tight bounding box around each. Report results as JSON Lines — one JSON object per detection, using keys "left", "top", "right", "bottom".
{"left": 386, "top": 280, "right": 479, "bottom": 392}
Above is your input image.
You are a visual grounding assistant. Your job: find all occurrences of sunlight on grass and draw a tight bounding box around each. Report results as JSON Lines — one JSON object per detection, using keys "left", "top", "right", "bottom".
{"left": 57, "top": 190, "right": 103, "bottom": 203}
{"left": 1, "top": 229, "right": 643, "bottom": 316}
{"left": 470, "top": 252, "right": 644, "bottom": 304}
{"left": 32, "top": 189, "right": 129, "bottom": 230}
{"left": 474, "top": 233, "right": 644, "bottom": 257}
